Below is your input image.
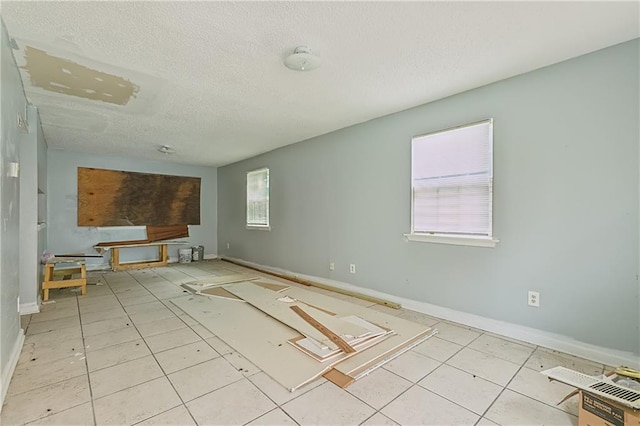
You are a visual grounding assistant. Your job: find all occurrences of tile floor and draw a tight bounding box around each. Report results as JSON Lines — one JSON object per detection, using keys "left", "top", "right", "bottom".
{"left": 1, "top": 261, "right": 608, "bottom": 425}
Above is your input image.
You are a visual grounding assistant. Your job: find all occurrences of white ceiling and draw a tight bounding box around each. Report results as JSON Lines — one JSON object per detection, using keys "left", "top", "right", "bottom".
{"left": 2, "top": 1, "right": 639, "bottom": 167}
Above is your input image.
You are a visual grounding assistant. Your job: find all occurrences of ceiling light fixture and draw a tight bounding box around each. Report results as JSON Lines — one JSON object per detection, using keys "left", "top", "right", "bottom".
{"left": 284, "top": 46, "right": 320, "bottom": 72}
{"left": 158, "top": 145, "right": 175, "bottom": 154}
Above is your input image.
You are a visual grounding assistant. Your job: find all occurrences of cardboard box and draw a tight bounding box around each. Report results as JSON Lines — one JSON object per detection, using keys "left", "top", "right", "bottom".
{"left": 579, "top": 391, "right": 640, "bottom": 426}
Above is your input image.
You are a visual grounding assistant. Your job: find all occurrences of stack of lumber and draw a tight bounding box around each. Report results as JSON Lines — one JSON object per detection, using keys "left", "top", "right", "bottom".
{"left": 172, "top": 280, "right": 436, "bottom": 391}
{"left": 95, "top": 224, "right": 188, "bottom": 247}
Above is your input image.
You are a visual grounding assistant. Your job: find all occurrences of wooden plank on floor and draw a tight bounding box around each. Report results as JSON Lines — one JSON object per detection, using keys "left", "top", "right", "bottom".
{"left": 281, "top": 287, "right": 433, "bottom": 377}
{"left": 185, "top": 274, "right": 260, "bottom": 288}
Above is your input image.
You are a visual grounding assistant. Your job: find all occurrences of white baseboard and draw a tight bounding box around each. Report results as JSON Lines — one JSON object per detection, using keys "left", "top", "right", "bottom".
{"left": 204, "top": 254, "right": 218, "bottom": 260}
{"left": 19, "top": 301, "right": 39, "bottom": 315}
{"left": 223, "top": 256, "right": 640, "bottom": 369}
{"left": 1, "top": 329, "right": 25, "bottom": 412}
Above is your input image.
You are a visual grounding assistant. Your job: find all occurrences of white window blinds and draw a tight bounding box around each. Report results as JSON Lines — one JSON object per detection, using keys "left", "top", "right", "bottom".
{"left": 411, "top": 120, "right": 493, "bottom": 237}
{"left": 246, "top": 168, "right": 269, "bottom": 227}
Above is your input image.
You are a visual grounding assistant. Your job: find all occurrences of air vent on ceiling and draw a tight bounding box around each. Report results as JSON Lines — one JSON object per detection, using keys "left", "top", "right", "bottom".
{"left": 542, "top": 366, "right": 640, "bottom": 409}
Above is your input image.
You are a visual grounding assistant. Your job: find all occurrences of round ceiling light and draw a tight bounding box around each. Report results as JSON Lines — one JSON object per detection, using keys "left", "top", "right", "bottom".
{"left": 284, "top": 46, "right": 320, "bottom": 72}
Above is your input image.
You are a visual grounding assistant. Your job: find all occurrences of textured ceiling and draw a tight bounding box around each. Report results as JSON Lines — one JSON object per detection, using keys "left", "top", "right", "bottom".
{"left": 2, "top": 1, "right": 639, "bottom": 167}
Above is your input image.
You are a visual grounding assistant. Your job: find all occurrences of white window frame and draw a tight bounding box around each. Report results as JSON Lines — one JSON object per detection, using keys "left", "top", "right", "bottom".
{"left": 405, "top": 119, "right": 499, "bottom": 248}
{"left": 246, "top": 167, "right": 270, "bottom": 230}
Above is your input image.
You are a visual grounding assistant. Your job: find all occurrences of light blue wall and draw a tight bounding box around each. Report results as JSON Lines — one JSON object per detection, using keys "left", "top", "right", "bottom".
{"left": 218, "top": 40, "right": 640, "bottom": 354}
{"left": 1, "top": 20, "right": 27, "bottom": 400}
{"left": 47, "top": 151, "right": 218, "bottom": 268}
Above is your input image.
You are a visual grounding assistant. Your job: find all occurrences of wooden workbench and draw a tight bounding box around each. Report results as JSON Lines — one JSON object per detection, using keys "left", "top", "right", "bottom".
{"left": 94, "top": 241, "right": 187, "bottom": 271}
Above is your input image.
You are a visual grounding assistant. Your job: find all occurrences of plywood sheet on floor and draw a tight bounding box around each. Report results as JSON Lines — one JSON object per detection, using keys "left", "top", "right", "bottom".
{"left": 171, "top": 295, "right": 334, "bottom": 391}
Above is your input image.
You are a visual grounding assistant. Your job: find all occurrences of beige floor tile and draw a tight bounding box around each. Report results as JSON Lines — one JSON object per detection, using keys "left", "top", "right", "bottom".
{"left": 188, "top": 323, "right": 213, "bottom": 338}
{"left": 29, "top": 306, "right": 78, "bottom": 324}
{"left": 93, "top": 377, "right": 181, "bottom": 425}
{"left": 124, "top": 300, "right": 167, "bottom": 315}
{"left": 167, "top": 357, "right": 244, "bottom": 402}
{"left": 246, "top": 408, "right": 297, "bottom": 425}
{"left": 507, "top": 366, "right": 579, "bottom": 415}
{"left": 8, "top": 353, "right": 87, "bottom": 396}
{"left": 82, "top": 285, "right": 113, "bottom": 297}
{"left": 80, "top": 307, "right": 128, "bottom": 325}
{"left": 412, "top": 336, "right": 463, "bottom": 362}
{"left": 129, "top": 307, "right": 176, "bottom": 326}
{"left": 154, "top": 340, "right": 219, "bottom": 374}
{"left": 25, "top": 402, "right": 93, "bottom": 425}
{"left": 346, "top": 368, "right": 412, "bottom": 409}
{"left": 18, "top": 335, "right": 84, "bottom": 367}
{"left": 80, "top": 300, "right": 124, "bottom": 315}
{"left": 144, "top": 327, "right": 201, "bottom": 353}
{"left": 382, "top": 385, "right": 478, "bottom": 426}
{"left": 282, "top": 382, "right": 375, "bottom": 425}
{"left": 90, "top": 355, "right": 164, "bottom": 399}
{"left": 476, "top": 417, "right": 500, "bottom": 425}
{"left": 361, "top": 413, "right": 400, "bottom": 426}
{"left": 20, "top": 326, "right": 82, "bottom": 350}
{"left": 485, "top": 389, "right": 578, "bottom": 426}
{"left": 383, "top": 350, "right": 441, "bottom": 382}
{"left": 40, "top": 297, "right": 78, "bottom": 312}
{"left": 119, "top": 294, "right": 158, "bottom": 307}
{"left": 78, "top": 294, "right": 118, "bottom": 307}
{"left": 248, "top": 372, "right": 325, "bottom": 406}
{"left": 112, "top": 285, "right": 148, "bottom": 295}
{"left": 136, "top": 316, "right": 187, "bottom": 338}
{"left": 205, "top": 336, "right": 234, "bottom": 355}
{"left": 432, "top": 322, "right": 481, "bottom": 346}
{"left": 468, "top": 333, "right": 535, "bottom": 365}
{"left": 525, "top": 347, "right": 604, "bottom": 376}
{"left": 82, "top": 317, "right": 133, "bottom": 337}
{"left": 418, "top": 363, "right": 503, "bottom": 415}
{"left": 223, "top": 351, "right": 261, "bottom": 376}
{"left": 86, "top": 338, "right": 151, "bottom": 372}
{"left": 84, "top": 326, "right": 141, "bottom": 352}
{"left": 446, "top": 347, "right": 521, "bottom": 386}
{"left": 0, "top": 375, "right": 90, "bottom": 425}
{"left": 135, "top": 405, "right": 195, "bottom": 425}
{"left": 397, "top": 309, "right": 440, "bottom": 326}
{"left": 26, "top": 316, "right": 80, "bottom": 335}
{"left": 187, "top": 379, "right": 276, "bottom": 425}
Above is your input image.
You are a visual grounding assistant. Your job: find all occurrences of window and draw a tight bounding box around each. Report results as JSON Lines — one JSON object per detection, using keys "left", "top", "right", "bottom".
{"left": 406, "top": 119, "right": 498, "bottom": 247}
{"left": 246, "top": 168, "right": 270, "bottom": 229}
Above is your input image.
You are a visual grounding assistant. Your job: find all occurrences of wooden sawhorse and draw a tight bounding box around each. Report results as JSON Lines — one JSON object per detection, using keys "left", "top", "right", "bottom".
{"left": 42, "top": 258, "right": 87, "bottom": 301}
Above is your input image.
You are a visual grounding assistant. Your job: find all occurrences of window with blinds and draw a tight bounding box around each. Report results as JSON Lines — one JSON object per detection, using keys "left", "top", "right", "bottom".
{"left": 246, "top": 168, "right": 270, "bottom": 229}
{"left": 410, "top": 119, "right": 495, "bottom": 244}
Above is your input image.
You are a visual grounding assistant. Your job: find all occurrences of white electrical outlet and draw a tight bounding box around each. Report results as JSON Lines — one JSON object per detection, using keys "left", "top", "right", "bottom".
{"left": 349, "top": 264, "right": 356, "bottom": 274}
{"left": 528, "top": 291, "right": 540, "bottom": 307}
{"left": 226, "top": 242, "right": 230, "bottom": 249}
{"left": 329, "top": 262, "right": 334, "bottom": 271}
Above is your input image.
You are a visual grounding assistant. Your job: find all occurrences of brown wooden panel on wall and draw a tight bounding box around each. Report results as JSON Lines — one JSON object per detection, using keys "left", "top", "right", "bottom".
{"left": 78, "top": 167, "right": 201, "bottom": 226}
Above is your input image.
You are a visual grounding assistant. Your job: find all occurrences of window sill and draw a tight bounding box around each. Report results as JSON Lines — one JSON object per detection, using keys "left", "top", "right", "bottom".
{"left": 246, "top": 225, "right": 271, "bottom": 231}
{"left": 404, "top": 233, "right": 499, "bottom": 248}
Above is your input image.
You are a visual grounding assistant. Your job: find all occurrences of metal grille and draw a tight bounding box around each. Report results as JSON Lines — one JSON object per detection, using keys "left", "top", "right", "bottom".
{"left": 542, "top": 366, "right": 640, "bottom": 409}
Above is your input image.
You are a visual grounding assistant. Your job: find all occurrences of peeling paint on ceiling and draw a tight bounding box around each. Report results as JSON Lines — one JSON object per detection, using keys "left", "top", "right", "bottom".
{"left": 2, "top": 2, "right": 639, "bottom": 167}
{"left": 22, "top": 46, "right": 138, "bottom": 105}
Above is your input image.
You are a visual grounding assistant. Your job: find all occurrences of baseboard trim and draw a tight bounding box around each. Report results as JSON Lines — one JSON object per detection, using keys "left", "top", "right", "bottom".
{"left": 1, "top": 329, "right": 25, "bottom": 412}
{"left": 204, "top": 254, "right": 218, "bottom": 260}
{"left": 19, "top": 301, "right": 39, "bottom": 315}
{"left": 222, "top": 256, "right": 639, "bottom": 369}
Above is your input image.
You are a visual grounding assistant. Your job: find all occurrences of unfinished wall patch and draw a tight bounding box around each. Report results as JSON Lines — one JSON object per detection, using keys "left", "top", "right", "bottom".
{"left": 22, "top": 46, "right": 139, "bottom": 105}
